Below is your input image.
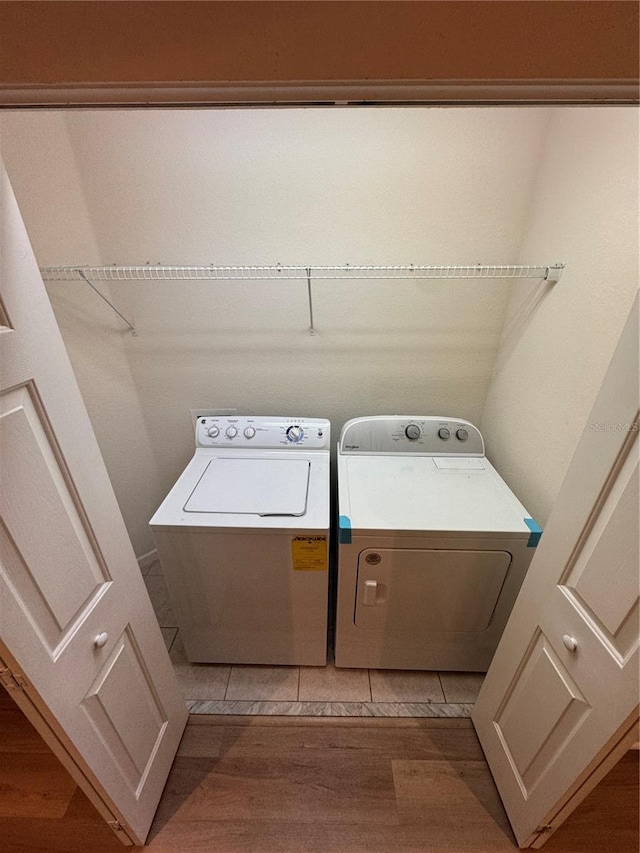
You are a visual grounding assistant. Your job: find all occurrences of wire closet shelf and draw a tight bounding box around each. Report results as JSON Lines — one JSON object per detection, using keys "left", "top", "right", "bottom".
{"left": 40, "top": 263, "right": 564, "bottom": 336}
{"left": 41, "top": 263, "right": 563, "bottom": 282}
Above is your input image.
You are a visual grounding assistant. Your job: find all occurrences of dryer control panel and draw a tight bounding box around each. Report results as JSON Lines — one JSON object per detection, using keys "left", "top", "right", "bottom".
{"left": 196, "top": 416, "right": 330, "bottom": 449}
{"left": 339, "top": 416, "right": 484, "bottom": 455}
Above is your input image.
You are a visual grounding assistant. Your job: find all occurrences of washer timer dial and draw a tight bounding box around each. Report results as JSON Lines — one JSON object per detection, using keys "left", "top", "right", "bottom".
{"left": 405, "top": 424, "right": 421, "bottom": 440}
{"left": 286, "top": 425, "right": 304, "bottom": 443}
{"left": 207, "top": 425, "right": 220, "bottom": 438}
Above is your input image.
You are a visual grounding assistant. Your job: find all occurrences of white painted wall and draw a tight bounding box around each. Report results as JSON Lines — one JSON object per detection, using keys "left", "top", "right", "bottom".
{"left": 3, "top": 108, "right": 636, "bottom": 556}
{"left": 1, "top": 108, "right": 551, "bottom": 556}
{"left": 481, "top": 108, "right": 639, "bottom": 525}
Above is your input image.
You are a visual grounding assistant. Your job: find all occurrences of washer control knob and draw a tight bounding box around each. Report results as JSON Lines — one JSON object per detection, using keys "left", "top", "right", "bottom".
{"left": 207, "top": 425, "right": 220, "bottom": 438}
{"left": 225, "top": 426, "right": 238, "bottom": 439}
{"left": 438, "top": 427, "right": 451, "bottom": 440}
{"left": 286, "top": 425, "right": 304, "bottom": 443}
{"left": 456, "top": 428, "right": 469, "bottom": 441}
{"left": 405, "top": 424, "right": 421, "bottom": 440}
{"left": 243, "top": 426, "right": 256, "bottom": 439}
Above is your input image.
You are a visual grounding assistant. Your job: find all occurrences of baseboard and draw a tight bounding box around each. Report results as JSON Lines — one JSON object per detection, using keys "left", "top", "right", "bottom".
{"left": 137, "top": 549, "right": 158, "bottom": 572}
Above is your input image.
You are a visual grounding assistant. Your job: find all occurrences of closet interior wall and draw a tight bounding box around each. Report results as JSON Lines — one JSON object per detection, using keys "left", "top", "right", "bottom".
{"left": 0, "top": 107, "right": 637, "bottom": 556}
{"left": 480, "top": 108, "right": 639, "bottom": 526}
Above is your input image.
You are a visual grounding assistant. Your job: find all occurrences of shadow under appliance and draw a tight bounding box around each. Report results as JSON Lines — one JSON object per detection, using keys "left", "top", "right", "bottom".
{"left": 150, "top": 416, "right": 330, "bottom": 665}
{"left": 335, "top": 416, "right": 541, "bottom": 672}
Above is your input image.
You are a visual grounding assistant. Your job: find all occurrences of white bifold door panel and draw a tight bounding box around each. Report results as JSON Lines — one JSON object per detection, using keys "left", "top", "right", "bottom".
{"left": 0, "top": 163, "right": 187, "bottom": 846}
{"left": 472, "top": 295, "right": 639, "bottom": 848}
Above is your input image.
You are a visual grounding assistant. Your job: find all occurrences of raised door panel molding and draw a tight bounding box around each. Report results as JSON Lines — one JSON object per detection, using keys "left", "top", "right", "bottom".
{"left": 82, "top": 628, "right": 168, "bottom": 796}
{"left": 0, "top": 384, "right": 110, "bottom": 654}
{"left": 561, "top": 453, "right": 639, "bottom": 664}
{"left": 0, "top": 294, "right": 12, "bottom": 330}
{"left": 495, "top": 630, "right": 590, "bottom": 798}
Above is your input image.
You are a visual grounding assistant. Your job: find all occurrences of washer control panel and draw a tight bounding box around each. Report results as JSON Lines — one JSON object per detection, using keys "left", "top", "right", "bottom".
{"left": 339, "top": 416, "right": 484, "bottom": 455}
{"left": 196, "top": 416, "right": 330, "bottom": 449}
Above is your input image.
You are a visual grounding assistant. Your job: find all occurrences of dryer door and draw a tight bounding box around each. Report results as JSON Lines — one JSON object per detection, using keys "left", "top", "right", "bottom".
{"left": 354, "top": 548, "right": 512, "bottom": 633}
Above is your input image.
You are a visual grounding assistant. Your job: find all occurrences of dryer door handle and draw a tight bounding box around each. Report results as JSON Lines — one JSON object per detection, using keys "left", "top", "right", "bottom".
{"left": 363, "top": 580, "right": 378, "bottom": 606}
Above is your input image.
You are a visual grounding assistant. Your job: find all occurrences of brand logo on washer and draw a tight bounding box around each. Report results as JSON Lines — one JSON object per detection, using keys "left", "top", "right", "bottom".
{"left": 365, "top": 553, "right": 382, "bottom": 565}
{"left": 345, "top": 444, "right": 360, "bottom": 450}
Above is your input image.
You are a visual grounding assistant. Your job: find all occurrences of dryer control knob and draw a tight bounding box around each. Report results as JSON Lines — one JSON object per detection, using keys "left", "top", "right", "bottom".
{"left": 286, "top": 425, "right": 304, "bottom": 443}
{"left": 243, "top": 426, "right": 256, "bottom": 439}
{"left": 405, "top": 424, "right": 421, "bottom": 440}
{"left": 225, "top": 426, "right": 238, "bottom": 439}
{"left": 456, "top": 428, "right": 469, "bottom": 441}
{"left": 207, "top": 426, "right": 220, "bottom": 438}
{"left": 438, "top": 427, "right": 451, "bottom": 440}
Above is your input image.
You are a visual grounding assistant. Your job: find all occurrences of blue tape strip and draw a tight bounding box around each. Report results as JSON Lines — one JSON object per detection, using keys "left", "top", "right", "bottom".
{"left": 338, "top": 515, "right": 352, "bottom": 544}
{"left": 524, "top": 517, "right": 542, "bottom": 548}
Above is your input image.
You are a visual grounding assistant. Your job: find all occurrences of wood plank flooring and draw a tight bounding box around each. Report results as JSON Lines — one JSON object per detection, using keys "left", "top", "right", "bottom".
{"left": 1, "top": 684, "right": 638, "bottom": 852}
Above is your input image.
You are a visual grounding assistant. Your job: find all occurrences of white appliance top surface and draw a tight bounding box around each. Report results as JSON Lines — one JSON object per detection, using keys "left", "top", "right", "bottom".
{"left": 184, "top": 458, "right": 310, "bottom": 516}
{"left": 150, "top": 447, "right": 330, "bottom": 530}
{"left": 339, "top": 454, "right": 532, "bottom": 535}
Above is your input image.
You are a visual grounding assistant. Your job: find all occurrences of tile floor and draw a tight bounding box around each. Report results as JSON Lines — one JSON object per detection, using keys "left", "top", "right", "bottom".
{"left": 143, "top": 559, "right": 484, "bottom": 717}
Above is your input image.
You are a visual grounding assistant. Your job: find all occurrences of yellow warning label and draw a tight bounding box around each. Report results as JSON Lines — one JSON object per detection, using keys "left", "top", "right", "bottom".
{"left": 291, "top": 536, "right": 328, "bottom": 571}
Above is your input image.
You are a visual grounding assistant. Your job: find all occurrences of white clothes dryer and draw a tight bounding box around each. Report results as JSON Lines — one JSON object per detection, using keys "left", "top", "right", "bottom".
{"left": 335, "top": 416, "right": 541, "bottom": 672}
{"left": 150, "top": 416, "right": 330, "bottom": 665}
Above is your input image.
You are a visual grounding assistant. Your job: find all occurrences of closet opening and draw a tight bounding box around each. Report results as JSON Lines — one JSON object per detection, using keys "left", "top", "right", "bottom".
{"left": 1, "top": 104, "right": 636, "bottom": 720}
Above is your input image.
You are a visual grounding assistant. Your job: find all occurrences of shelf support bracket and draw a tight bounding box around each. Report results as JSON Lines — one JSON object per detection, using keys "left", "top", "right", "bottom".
{"left": 77, "top": 269, "right": 137, "bottom": 336}
{"left": 306, "top": 267, "right": 315, "bottom": 336}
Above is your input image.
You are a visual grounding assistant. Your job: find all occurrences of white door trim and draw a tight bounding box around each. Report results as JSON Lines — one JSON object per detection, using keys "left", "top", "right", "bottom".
{"left": 1, "top": 80, "right": 637, "bottom": 108}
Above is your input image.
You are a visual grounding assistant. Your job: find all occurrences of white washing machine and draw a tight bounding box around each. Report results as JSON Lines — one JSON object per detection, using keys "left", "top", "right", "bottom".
{"left": 150, "top": 416, "right": 330, "bottom": 665}
{"left": 335, "top": 416, "right": 541, "bottom": 672}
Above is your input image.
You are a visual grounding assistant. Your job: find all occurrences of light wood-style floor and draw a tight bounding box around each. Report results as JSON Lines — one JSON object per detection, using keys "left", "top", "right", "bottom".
{"left": 1, "top": 684, "right": 638, "bottom": 852}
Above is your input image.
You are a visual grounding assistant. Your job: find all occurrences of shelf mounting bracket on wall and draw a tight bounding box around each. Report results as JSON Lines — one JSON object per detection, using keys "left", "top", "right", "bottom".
{"left": 76, "top": 269, "right": 138, "bottom": 336}
{"left": 42, "top": 263, "right": 564, "bottom": 335}
{"left": 306, "top": 267, "right": 315, "bottom": 336}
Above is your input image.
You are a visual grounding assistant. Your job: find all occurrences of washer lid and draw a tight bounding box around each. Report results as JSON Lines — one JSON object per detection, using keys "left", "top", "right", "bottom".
{"left": 184, "top": 458, "right": 310, "bottom": 516}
